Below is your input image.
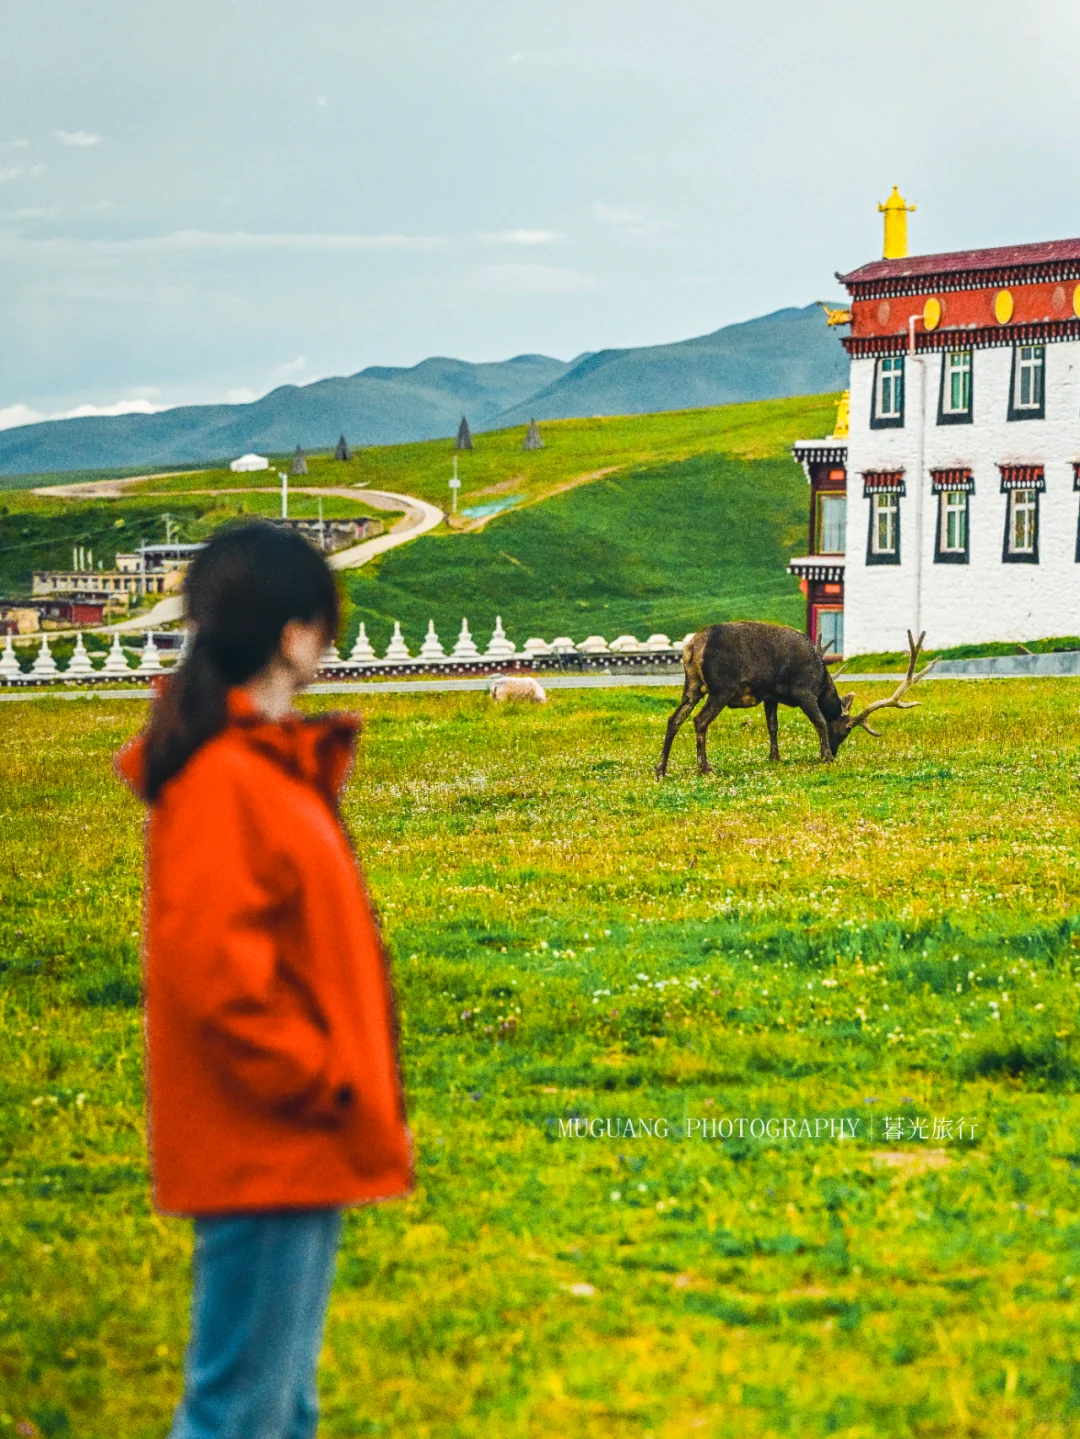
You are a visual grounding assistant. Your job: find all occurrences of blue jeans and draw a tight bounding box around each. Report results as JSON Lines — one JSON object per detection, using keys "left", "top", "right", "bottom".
{"left": 169, "top": 1208, "right": 343, "bottom": 1439}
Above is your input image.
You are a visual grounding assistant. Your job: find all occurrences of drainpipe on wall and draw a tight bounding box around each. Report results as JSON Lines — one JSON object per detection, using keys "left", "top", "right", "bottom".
{"left": 908, "top": 313, "right": 926, "bottom": 638}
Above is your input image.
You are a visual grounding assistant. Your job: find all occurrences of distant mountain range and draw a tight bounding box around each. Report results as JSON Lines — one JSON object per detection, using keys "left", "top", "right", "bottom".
{"left": 0, "top": 304, "right": 847, "bottom": 477}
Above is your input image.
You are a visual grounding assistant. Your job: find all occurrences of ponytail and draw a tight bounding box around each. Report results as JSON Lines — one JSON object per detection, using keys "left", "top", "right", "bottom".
{"left": 143, "top": 523, "right": 339, "bottom": 800}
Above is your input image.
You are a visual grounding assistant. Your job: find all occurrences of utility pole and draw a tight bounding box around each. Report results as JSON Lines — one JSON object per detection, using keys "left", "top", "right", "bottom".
{"left": 318, "top": 496, "right": 325, "bottom": 551}
{"left": 162, "top": 513, "right": 176, "bottom": 545}
{"left": 449, "top": 454, "right": 461, "bottom": 514}
{"left": 279, "top": 470, "right": 289, "bottom": 519}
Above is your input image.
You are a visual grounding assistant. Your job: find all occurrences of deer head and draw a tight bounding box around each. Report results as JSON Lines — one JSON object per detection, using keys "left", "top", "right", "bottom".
{"left": 828, "top": 631, "right": 938, "bottom": 754}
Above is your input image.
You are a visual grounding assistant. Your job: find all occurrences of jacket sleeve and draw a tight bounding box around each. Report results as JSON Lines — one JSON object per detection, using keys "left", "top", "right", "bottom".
{"left": 155, "top": 753, "right": 354, "bottom": 1125}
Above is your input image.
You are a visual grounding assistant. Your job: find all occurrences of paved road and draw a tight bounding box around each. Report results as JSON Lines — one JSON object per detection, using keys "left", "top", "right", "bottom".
{"left": 33, "top": 487, "right": 444, "bottom": 636}
{"left": 5, "top": 670, "right": 1078, "bottom": 702}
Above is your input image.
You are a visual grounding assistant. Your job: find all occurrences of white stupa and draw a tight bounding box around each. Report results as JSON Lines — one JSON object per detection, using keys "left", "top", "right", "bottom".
{"left": 66, "top": 632, "right": 97, "bottom": 677}
{"left": 137, "top": 632, "right": 164, "bottom": 675}
{"left": 450, "top": 619, "right": 481, "bottom": 660}
{"left": 609, "top": 634, "right": 642, "bottom": 653}
{"left": 417, "top": 621, "right": 446, "bottom": 662}
{"left": 349, "top": 623, "right": 376, "bottom": 663}
{"left": 484, "top": 616, "right": 515, "bottom": 659}
{"left": 550, "top": 637, "right": 577, "bottom": 654}
{"left": 0, "top": 634, "right": 22, "bottom": 680}
{"left": 383, "top": 621, "right": 412, "bottom": 663}
{"left": 31, "top": 634, "right": 58, "bottom": 677}
{"left": 101, "top": 633, "right": 132, "bottom": 676}
{"left": 320, "top": 641, "right": 343, "bottom": 670}
{"left": 522, "top": 637, "right": 553, "bottom": 656}
{"left": 645, "top": 633, "right": 673, "bottom": 651}
{"left": 577, "top": 635, "right": 611, "bottom": 655}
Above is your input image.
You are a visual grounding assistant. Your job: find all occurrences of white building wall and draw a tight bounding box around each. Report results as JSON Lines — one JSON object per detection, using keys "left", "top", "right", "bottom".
{"left": 844, "top": 341, "right": 1080, "bottom": 655}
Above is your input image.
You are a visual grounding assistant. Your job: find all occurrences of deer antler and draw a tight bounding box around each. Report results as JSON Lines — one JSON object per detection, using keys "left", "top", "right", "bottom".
{"left": 848, "top": 630, "right": 939, "bottom": 737}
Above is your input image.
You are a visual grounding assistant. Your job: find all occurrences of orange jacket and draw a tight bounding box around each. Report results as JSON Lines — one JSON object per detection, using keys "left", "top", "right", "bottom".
{"left": 115, "top": 691, "right": 413, "bottom": 1216}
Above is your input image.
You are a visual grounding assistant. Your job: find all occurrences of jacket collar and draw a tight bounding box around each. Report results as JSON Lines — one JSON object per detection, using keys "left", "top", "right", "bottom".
{"left": 115, "top": 685, "right": 360, "bottom": 805}
{"left": 226, "top": 689, "right": 360, "bottom": 804}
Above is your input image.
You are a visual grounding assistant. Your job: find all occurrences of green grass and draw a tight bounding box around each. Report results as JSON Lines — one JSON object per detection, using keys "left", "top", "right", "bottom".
{"left": 3, "top": 681, "right": 1080, "bottom": 1436}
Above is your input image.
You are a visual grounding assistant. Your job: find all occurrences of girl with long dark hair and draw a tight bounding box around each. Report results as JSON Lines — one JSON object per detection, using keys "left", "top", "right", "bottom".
{"left": 116, "top": 523, "right": 412, "bottom": 1439}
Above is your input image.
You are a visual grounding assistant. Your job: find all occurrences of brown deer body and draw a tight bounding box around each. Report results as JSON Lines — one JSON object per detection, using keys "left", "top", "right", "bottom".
{"left": 654, "top": 623, "right": 935, "bottom": 777}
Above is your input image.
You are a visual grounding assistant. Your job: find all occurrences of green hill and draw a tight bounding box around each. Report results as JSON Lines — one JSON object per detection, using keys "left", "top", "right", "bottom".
{"left": 341, "top": 395, "right": 835, "bottom": 653}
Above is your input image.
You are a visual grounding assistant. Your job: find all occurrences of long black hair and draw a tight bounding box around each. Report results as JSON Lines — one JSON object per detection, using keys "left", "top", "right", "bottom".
{"left": 144, "top": 522, "right": 339, "bottom": 799}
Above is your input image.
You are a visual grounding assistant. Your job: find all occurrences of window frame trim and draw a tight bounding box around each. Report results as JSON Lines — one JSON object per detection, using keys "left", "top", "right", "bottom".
{"left": 936, "top": 349, "right": 974, "bottom": 426}
{"left": 866, "top": 490, "right": 902, "bottom": 566}
{"left": 1007, "top": 344, "right": 1046, "bottom": 422}
{"left": 1002, "top": 487, "right": 1040, "bottom": 564}
{"left": 870, "top": 355, "right": 905, "bottom": 430}
{"left": 934, "top": 489, "right": 970, "bottom": 564}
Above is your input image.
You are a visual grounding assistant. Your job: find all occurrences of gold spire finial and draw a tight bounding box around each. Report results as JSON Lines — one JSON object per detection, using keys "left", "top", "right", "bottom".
{"left": 878, "top": 185, "right": 916, "bottom": 260}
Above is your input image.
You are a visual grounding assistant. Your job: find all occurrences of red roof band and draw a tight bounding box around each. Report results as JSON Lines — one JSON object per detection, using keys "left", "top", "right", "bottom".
{"left": 839, "top": 237, "right": 1080, "bottom": 290}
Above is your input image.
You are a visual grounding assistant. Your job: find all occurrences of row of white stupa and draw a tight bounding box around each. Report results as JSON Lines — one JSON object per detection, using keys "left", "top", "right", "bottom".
{"left": 0, "top": 631, "right": 170, "bottom": 681}
{"left": 324, "top": 618, "right": 690, "bottom": 665}
{"left": 0, "top": 619, "right": 690, "bottom": 682}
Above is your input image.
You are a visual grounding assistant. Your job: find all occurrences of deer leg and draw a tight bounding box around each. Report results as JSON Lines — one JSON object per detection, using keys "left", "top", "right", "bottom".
{"left": 655, "top": 681, "right": 705, "bottom": 778}
{"left": 763, "top": 698, "right": 780, "bottom": 761}
{"left": 692, "top": 694, "right": 727, "bottom": 776}
{"left": 798, "top": 696, "right": 834, "bottom": 763}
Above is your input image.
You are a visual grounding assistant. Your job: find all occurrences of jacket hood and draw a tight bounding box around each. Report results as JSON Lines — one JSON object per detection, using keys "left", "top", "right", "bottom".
{"left": 115, "top": 685, "right": 361, "bottom": 805}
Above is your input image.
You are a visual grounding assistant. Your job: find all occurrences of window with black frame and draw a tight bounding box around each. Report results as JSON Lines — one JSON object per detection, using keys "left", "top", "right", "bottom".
{"left": 1007, "top": 345, "right": 1045, "bottom": 421}
{"left": 864, "top": 472, "right": 904, "bottom": 564}
{"left": 938, "top": 350, "right": 972, "bottom": 424}
{"left": 871, "top": 355, "right": 904, "bottom": 428}
{"left": 932, "top": 468, "right": 973, "bottom": 563}
{"left": 1000, "top": 465, "right": 1043, "bottom": 562}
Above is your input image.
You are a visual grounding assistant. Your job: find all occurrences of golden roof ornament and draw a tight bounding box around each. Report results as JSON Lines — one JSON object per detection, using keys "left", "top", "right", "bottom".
{"left": 832, "top": 390, "right": 850, "bottom": 439}
{"left": 818, "top": 301, "right": 852, "bottom": 327}
{"left": 878, "top": 186, "right": 915, "bottom": 259}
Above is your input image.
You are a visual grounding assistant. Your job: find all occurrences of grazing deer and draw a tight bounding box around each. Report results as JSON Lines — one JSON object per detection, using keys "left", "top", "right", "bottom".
{"left": 654, "top": 624, "right": 936, "bottom": 777}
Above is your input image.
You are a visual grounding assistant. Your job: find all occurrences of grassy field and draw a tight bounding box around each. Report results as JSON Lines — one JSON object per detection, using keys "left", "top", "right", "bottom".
{"left": 3, "top": 680, "right": 1080, "bottom": 1437}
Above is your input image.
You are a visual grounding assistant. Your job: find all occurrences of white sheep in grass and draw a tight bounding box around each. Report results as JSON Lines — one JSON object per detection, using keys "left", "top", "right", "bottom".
{"left": 489, "top": 676, "right": 547, "bottom": 704}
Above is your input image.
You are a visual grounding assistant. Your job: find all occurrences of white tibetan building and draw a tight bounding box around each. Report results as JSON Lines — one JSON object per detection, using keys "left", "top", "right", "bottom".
{"left": 789, "top": 190, "right": 1080, "bottom": 657}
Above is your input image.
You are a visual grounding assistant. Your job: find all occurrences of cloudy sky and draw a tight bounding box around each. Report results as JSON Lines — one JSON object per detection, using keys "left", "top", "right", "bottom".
{"left": 3, "top": 0, "right": 1080, "bottom": 426}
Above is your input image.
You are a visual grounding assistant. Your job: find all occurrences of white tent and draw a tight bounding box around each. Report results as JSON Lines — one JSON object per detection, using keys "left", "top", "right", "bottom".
{"left": 230, "top": 453, "right": 269, "bottom": 473}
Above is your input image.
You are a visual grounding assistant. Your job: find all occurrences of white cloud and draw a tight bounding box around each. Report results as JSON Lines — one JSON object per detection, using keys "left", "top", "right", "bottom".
{"left": 0, "top": 396, "right": 166, "bottom": 431}
{"left": 0, "top": 168, "right": 24, "bottom": 182}
{"left": 479, "top": 229, "right": 563, "bottom": 246}
{"left": 7, "top": 207, "right": 60, "bottom": 220}
{"left": 226, "top": 387, "right": 257, "bottom": 404}
{"left": 0, "top": 403, "right": 45, "bottom": 430}
{"left": 64, "top": 398, "right": 164, "bottom": 419}
{"left": 315, "top": 95, "right": 328, "bottom": 108}
{"left": 56, "top": 130, "right": 102, "bottom": 147}
{"left": 1, "top": 139, "right": 29, "bottom": 149}
{"left": 467, "top": 263, "right": 597, "bottom": 295}
{"left": 275, "top": 356, "right": 308, "bottom": 379}
{"left": 509, "top": 51, "right": 525, "bottom": 63}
